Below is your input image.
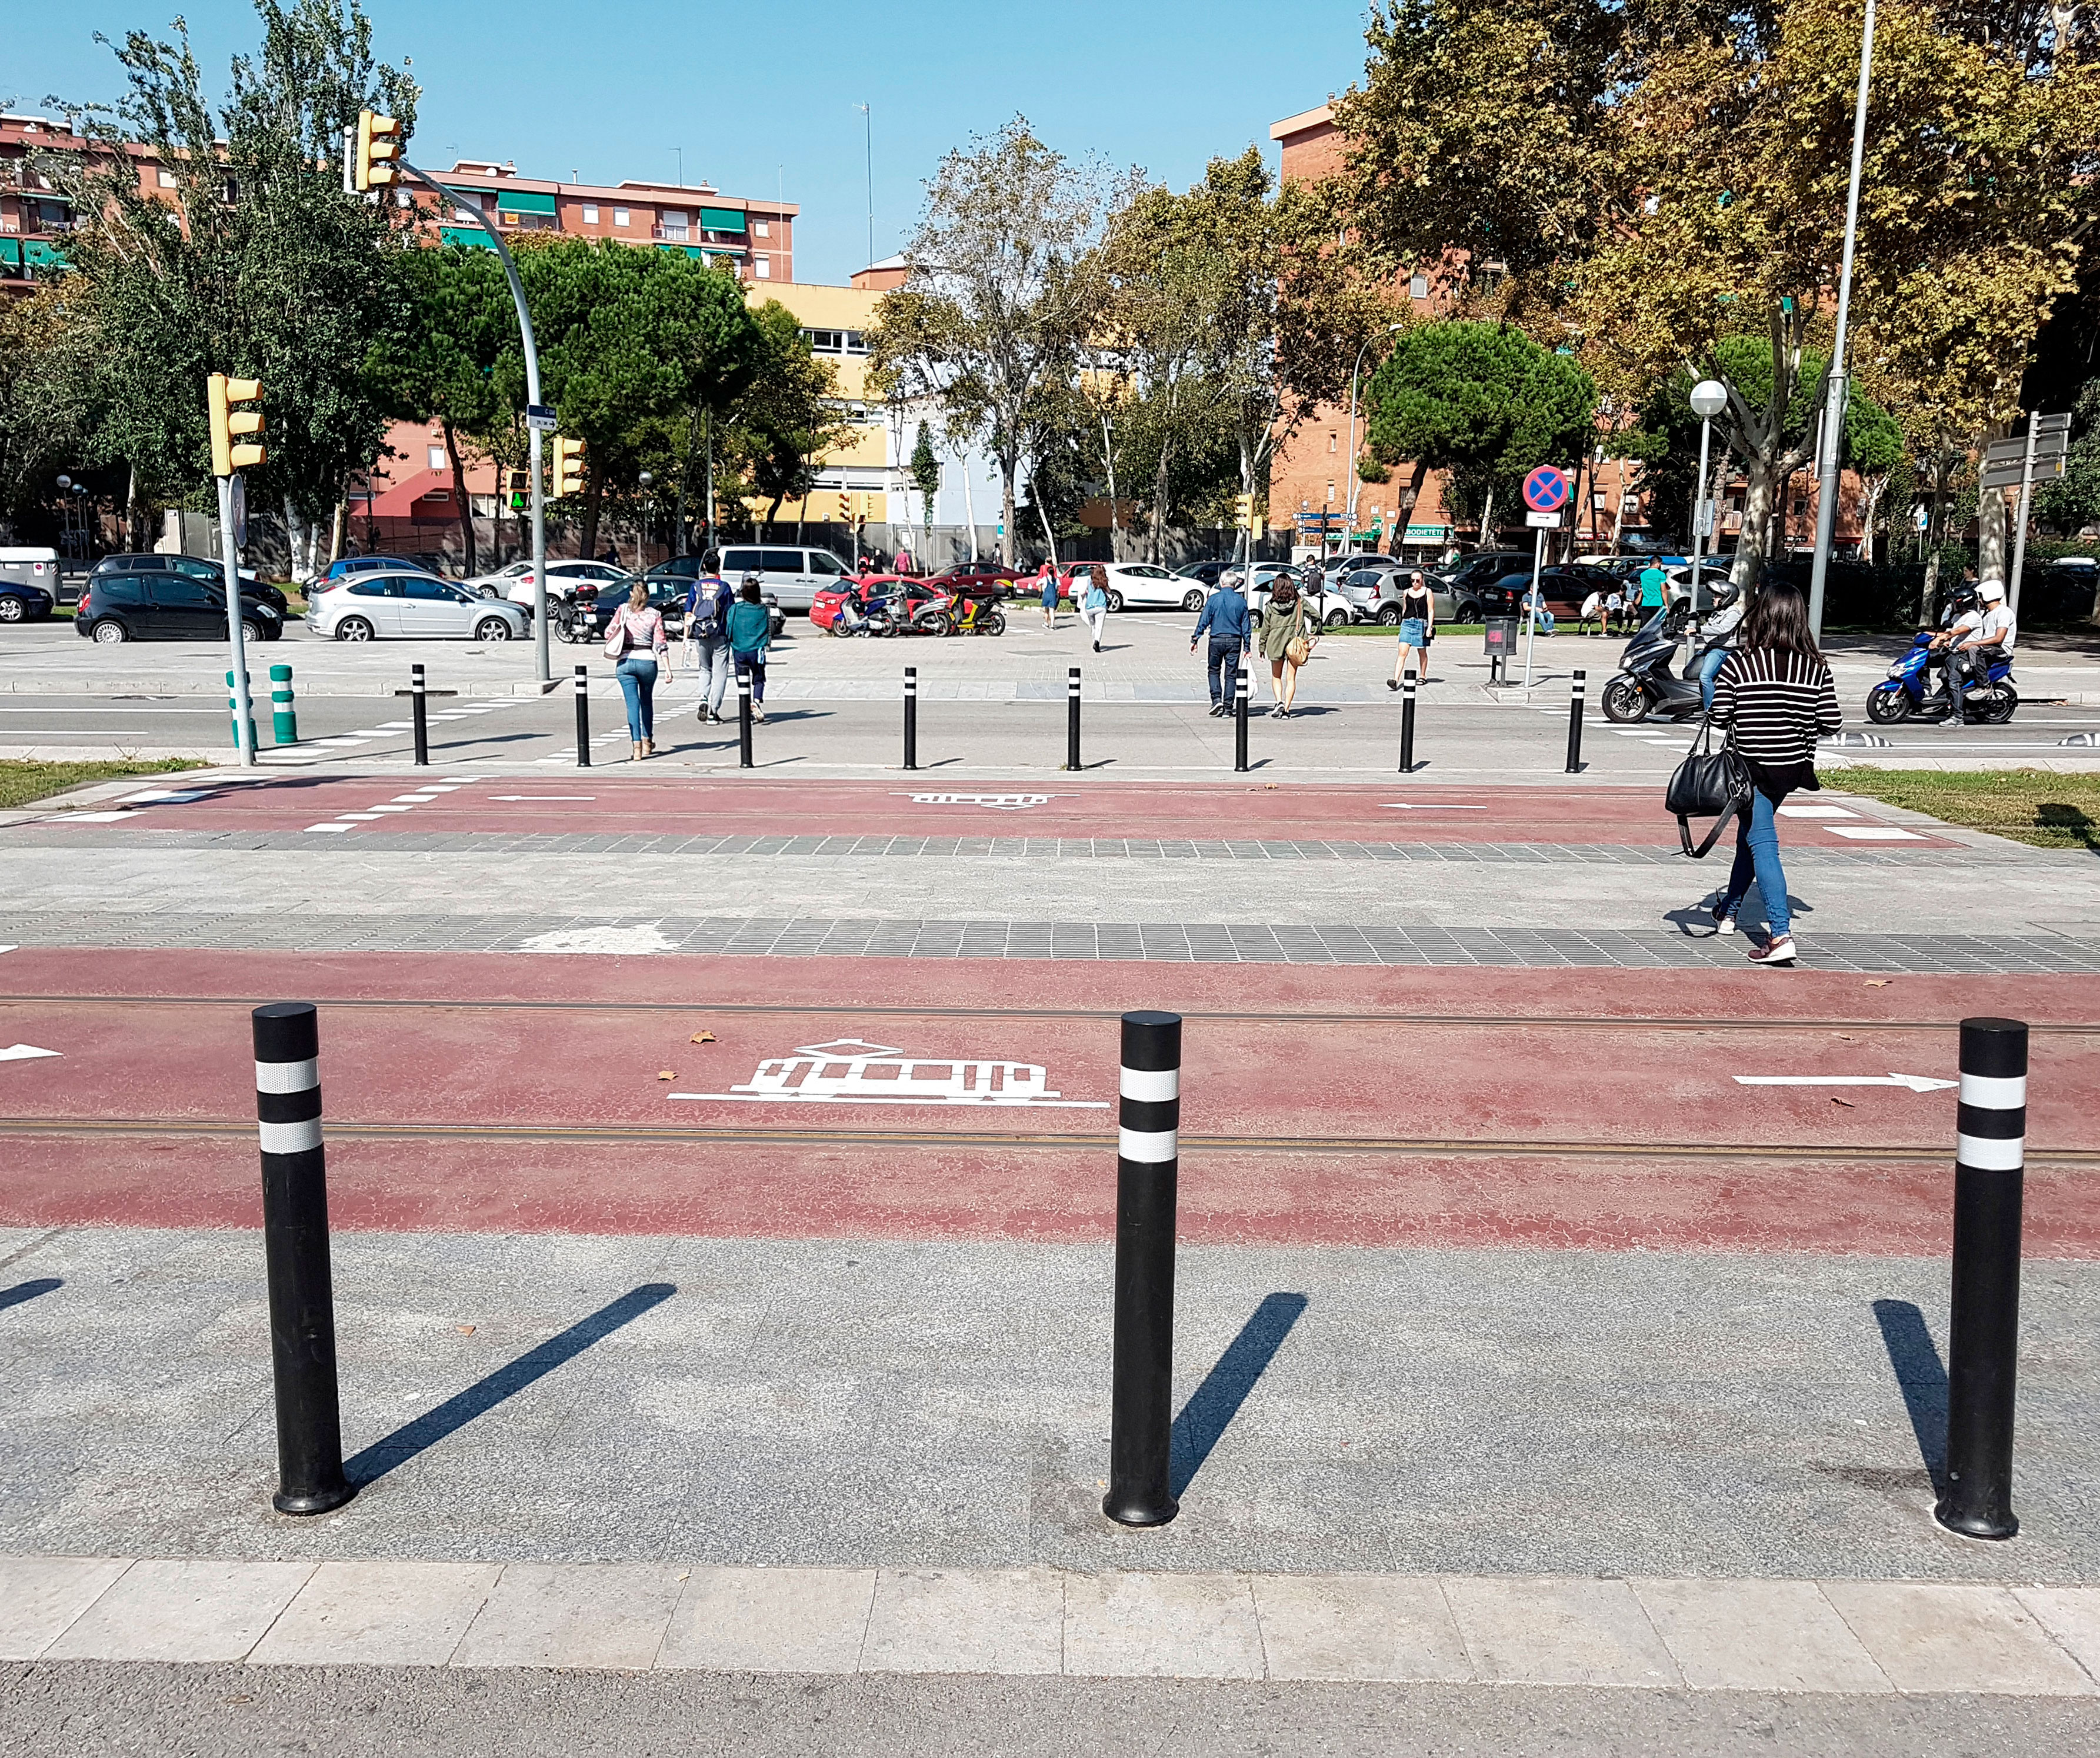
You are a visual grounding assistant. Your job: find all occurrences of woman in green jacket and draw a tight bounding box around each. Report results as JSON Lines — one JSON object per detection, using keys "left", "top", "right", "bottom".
{"left": 726, "top": 575, "right": 774, "bottom": 722}
{"left": 1256, "top": 580, "right": 1314, "bottom": 719}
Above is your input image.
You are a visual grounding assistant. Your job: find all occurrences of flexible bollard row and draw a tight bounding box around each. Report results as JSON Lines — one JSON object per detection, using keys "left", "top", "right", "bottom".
{"left": 1399, "top": 667, "right": 1418, "bottom": 774}
{"left": 904, "top": 665, "right": 919, "bottom": 771}
{"left": 411, "top": 663, "right": 429, "bottom": 767}
{"left": 1066, "top": 667, "right": 1082, "bottom": 771}
{"left": 1565, "top": 668, "right": 1586, "bottom": 773}
{"left": 226, "top": 670, "right": 256, "bottom": 754}
{"left": 1233, "top": 661, "right": 1249, "bottom": 773}
{"left": 253, "top": 1002, "right": 353, "bottom": 1515}
{"left": 1105, "top": 1010, "right": 1182, "bottom": 1527}
{"left": 1936, "top": 1016, "right": 2029, "bottom": 1540}
{"left": 573, "top": 665, "right": 591, "bottom": 767}
{"left": 738, "top": 669, "right": 754, "bottom": 768}
{"left": 268, "top": 664, "right": 296, "bottom": 747}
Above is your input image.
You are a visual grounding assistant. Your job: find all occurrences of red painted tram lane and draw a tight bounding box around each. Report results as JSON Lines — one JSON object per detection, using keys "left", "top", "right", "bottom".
{"left": 1, "top": 950, "right": 2091, "bottom": 1253}
{"left": 72, "top": 775, "right": 1954, "bottom": 848}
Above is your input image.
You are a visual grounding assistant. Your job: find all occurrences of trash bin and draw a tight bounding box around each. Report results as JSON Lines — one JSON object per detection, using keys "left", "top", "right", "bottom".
{"left": 1484, "top": 616, "right": 1518, "bottom": 682}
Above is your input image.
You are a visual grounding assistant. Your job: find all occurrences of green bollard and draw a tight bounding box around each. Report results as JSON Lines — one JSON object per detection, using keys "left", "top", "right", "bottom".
{"left": 269, "top": 663, "right": 297, "bottom": 746}
{"left": 226, "top": 670, "right": 257, "bottom": 754}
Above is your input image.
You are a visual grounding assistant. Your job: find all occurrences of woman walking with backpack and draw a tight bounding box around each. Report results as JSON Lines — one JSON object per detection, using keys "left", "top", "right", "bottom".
{"left": 604, "top": 580, "right": 669, "bottom": 760}
{"left": 1704, "top": 580, "right": 1842, "bottom": 965}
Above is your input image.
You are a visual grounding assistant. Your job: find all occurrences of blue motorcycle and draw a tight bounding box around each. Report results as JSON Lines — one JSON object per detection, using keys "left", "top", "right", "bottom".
{"left": 1865, "top": 631, "right": 2016, "bottom": 725}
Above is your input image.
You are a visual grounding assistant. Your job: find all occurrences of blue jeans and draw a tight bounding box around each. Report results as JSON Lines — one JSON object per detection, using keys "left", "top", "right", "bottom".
{"left": 735, "top": 652, "right": 766, "bottom": 703}
{"left": 1206, "top": 639, "right": 1243, "bottom": 704}
{"left": 615, "top": 655, "right": 657, "bottom": 740}
{"left": 1698, "top": 645, "right": 1729, "bottom": 711}
{"left": 1722, "top": 788, "right": 1791, "bottom": 938}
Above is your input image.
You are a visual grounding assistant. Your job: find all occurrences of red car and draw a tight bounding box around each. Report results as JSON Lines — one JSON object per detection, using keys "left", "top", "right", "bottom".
{"left": 810, "top": 574, "right": 892, "bottom": 635}
{"left": 928, "top": 562, "right": 1023, "bottom": 595}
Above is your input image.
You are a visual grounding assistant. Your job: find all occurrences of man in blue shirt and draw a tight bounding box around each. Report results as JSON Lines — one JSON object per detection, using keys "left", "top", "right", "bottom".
{"left": 1192, "top": 581, "right": 1253, "bottom": 715}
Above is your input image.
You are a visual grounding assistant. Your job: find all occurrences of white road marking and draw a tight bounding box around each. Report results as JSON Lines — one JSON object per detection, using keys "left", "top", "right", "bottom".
{"left": 1776, "top": 804, "right": 1859, "bottom": 818}
{"left": 519, "top": 922, "right": 680, "bottom": 955}
{"left": 1734, "top": 1073, "right": 1955, "bottom": 1093}
{"left": 56, "top": 811, "right": 131, "bottom": 823}
{"left": 1381, "top": 803, "right": 1486, "bottom": 811}
{"left": 366, "top": 804, "right": 414, "bottom": 813}
{"left": 334, "top": 813, "right": 383, "bottom": 821}
{"left": 0, "top": 1043, "right": 61, "bottom": 1062}
{"left": 671, "top": 1038, "right": 1107, "bottom": 1109}
{"left": 304, "top": 823, "right": 354, "bottom": 833}
{"left": 899, "top": 793, "right": 1055, "bottom": 810}
{"left": 491, "top": 795, "right": 598, "bottom": 801}
{"left": 1826, "top": 826, "right": 1926, "bottom": 841}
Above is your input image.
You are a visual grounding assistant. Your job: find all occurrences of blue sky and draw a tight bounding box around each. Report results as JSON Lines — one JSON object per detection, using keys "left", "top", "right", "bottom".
{"left": 13, "top": 0, "right": 1374, "bottom": 285}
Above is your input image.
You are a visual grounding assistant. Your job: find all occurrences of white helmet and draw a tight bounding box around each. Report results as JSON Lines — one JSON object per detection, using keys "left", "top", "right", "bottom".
{"left": 1978, "top": 578, "right": 2006, "bottom": 603}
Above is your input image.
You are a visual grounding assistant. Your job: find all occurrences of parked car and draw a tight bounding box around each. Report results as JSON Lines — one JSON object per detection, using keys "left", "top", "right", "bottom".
{"left": 810, "top": 574, "right": 935, "bottom": 634}
{"left": 75, "top": 572, "right": 284, "bottom": 643}
{"left": 88, "top": 553, "right": 287, "bottom": 613}
{"left": 924, "top": 560, "right": 1025, "bottom": 598}
{"left": 0, "top": 577, "right": 55, "bottom": 624}
{"left": 1338, "top": 566, "right": 1479, "bottom": 625}
{"left": 310, "top": 572, "right": 528, "bottom": 642}
{"left": 1174, "top": 560, "right": 1237, "bottom": 590}
{"left": 1245, "top": 571, "right": 1352, "bottom": 627}
{"left": 712, "top": 544, "right": 861, "bottom": 611}
{"left": 578, "top": 577, "right": 785, "bottom": 643}
{"left": 1321, "top": 551, "right": 1402, "bottom": 586}
{"left": 1056, "top": 561, "right": 1207, "bottom": 611}
{"left": 459, "top": 558, "right": 628, "bottom": 612}
{"left": 2028, "top": 557, "right": 2098, "bottom": 621}
{"left": 321, "top": 552, "right": 437, "bottom": 582}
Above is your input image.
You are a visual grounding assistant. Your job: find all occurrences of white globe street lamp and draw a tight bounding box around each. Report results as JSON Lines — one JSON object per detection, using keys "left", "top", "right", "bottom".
{"left": 1687, "top": 379, "right": 1730, "bottom": 618}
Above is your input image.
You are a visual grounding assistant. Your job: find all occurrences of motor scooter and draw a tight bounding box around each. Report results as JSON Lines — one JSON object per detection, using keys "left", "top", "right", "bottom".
{"left": 1601, "top": 606, "right": 1723, "bottom": 722}
{"left": 1867, "top": 631, "right": 2015, "bottom": 724}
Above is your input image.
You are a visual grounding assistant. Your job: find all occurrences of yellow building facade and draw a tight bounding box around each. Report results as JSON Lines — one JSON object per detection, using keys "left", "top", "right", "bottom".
{"left": 745, "top": 281, "right": 889, "bottom": 525}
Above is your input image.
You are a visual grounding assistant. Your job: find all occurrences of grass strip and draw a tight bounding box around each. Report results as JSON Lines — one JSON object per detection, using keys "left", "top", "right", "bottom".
{"left": 1833, "top": 767, "right": 2100, "bottom": 851}
{"left": 0, "top": 758, "right": 209, "bottom": 811}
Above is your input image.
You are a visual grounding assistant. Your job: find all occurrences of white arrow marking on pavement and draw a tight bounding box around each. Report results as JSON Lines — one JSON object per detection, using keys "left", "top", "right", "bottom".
{"left": 1381, "top": 803, "right": 1486, "bottom": 810}
{"left": 0, "top": 1044, "right": 61, "bottom": 1063}
{"left": 1734, "top": 1073, "right": 1956, "bottom": 1093}
{"left": 491, "top": 795, "right": 597, "bottom": 801}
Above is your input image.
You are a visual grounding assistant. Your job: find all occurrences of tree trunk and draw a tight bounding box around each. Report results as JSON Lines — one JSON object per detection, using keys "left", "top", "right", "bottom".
{"left": 1101, "top": 410, "right": 1122, "bottom": 564}
{"left": 1000, "top": 458, "right": 1018, "bottom": 568}
{"left": 442, "top": 420, "right": 477, "bottom": 577}
{"left": 1034, "top": 466, "right": 1058, "bottom": 566}
{"left": 1735, "top": 464, "right": 1778, "bottom": 590}
{"left": 1150, "top": 442, "right": 1172, "bottom": 566}
{"left": 1978, "top": 484, "right": 2008, "bottom": 583}
{"left": 764, "top": 494, "right": 783, "bottom": 538}
{"left": 1476, "top": 484, "right": 1495, "bottom": 548}
{"left": 328, "top": 498, "right": 345, "bottom": 567}
{"left": 962, "top": 461, "right": 978, "bottom": 561}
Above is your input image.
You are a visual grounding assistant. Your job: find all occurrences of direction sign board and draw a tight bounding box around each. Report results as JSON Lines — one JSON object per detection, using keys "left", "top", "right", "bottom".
{"left": 2035, "top": 411, "right": 2072, "bottom": 435}
{"left": 1984, "top": 437, "right": 2029, "bottom": 464}
{"left": 1525, "top": 510, "right": 1564, "bottom": 529}
{"left": 525, "top": 404, "right": 558, "bottom": 432}
{"left": 1981, "top": 455, "right": 2065, "bottom": 491}
{"left": 1522, "top": 465, "right": 1571, "bottom": 513}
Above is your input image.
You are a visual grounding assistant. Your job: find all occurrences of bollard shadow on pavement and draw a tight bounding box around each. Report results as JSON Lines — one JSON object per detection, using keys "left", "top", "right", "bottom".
{"left": 0, "top": 1276, "right": 63, "bottom": 1312}
{"left": 344, "top": 1282, "right": 675, "bottom": 1489}
{"left": 1168, "top": 1291, "right": 1308, "bottom": 1500}
{"left": 1872, "top": 1298, "right": 1949, "bottom": 1493}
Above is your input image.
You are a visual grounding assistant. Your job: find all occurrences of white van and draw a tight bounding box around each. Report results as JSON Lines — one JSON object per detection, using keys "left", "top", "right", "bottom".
{"left": 0, "top": 547, "right": 64, "bottom": 601}
{"left": 714, "top": 544, "right": 856, "bottom": 611}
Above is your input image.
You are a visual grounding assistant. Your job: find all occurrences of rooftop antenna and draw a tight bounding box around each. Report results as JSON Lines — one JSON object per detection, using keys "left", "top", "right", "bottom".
{"left": 854, "top": 102, "right": 873, "bottom": 269}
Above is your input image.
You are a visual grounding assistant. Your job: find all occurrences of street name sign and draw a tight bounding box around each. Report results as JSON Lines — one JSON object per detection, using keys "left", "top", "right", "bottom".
{"left": 525, "top": 404, "right": 558, "bottom": 432}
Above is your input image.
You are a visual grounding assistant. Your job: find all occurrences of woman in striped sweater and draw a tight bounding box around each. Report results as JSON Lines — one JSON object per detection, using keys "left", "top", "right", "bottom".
{"left": 1705, "top": 580, "right": 1842, "bottom": 965}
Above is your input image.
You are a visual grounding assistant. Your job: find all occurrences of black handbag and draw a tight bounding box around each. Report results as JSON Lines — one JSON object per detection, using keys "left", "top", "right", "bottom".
{"left": 1666, "top": 716, "right": 1754, "bottom": 858}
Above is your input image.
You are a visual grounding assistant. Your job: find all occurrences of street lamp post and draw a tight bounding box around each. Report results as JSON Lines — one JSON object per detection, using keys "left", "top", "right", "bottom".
{"left": 1345, "top": 324, "right": 1406, "bottom": 549}
{"left": 1807, "top": 0, "right": 1877, "bottom": 641}
{"left": 1688, "top": 379, "right": 1729, "bottom": 627}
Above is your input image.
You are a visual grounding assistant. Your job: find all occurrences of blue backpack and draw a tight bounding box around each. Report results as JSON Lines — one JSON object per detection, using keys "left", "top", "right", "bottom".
{"left": 688, "top": 577, "right": 729, "bottom": 637}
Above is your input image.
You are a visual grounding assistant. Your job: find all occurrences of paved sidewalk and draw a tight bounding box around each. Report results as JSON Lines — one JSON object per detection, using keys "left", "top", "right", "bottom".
{"left": 7, "top": 1554, "right": 2100, "bottom": 1694}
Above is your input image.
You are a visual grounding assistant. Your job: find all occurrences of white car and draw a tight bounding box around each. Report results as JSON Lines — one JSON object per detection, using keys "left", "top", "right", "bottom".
{"left": 311, "top": 571, "right": 529, "bottom": 642}
{"left": 1064, "top": 562, "right": 1205, "bottom": 611}
{"left": 462, "top": 558, "right": 629, "bottom": 611}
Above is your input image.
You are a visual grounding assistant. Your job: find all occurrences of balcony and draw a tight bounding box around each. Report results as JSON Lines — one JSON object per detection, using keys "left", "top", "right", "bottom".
{"left": 652, "top": 222, "right": 689, "bottom": 242}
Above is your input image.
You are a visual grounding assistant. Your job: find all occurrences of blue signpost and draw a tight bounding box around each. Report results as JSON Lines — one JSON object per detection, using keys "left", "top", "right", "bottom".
{"left": 1519, "top": 467, "right": 1571, "bottom": 694}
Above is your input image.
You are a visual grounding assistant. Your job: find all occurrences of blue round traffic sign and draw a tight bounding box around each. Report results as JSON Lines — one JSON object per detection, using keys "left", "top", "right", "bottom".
{"left": 1522, "top": 465, "right": 1570, "bottom": 513}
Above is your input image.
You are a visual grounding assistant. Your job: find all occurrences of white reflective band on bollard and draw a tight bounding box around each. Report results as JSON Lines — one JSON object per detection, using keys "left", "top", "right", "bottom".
{"left": 1956, "top": 1133, "right": 2024, "bottom": 1171}
{"left": 254, "top": 1058, "right": 318, "bottom": 1095}
{"left": 1119, "top": 1067, "right": 1179, "bottom": 1104}
{"left": 258, "top": 1117, "right": 324, "bottom": 1156}
{"left": 1118, "top": 1126, "right": 1178, "bottom": 1164}
{"left": 1959, "top": 1072, "right": 2026, "bottom": 1110}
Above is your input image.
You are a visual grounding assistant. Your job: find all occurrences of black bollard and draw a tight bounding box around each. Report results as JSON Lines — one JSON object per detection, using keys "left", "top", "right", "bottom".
{"left": 573, "top": 665, "right": 591, "bottom": 768}
{"left": 411, "top": 663, "right": 429, "bottom": 766}
{"left": 1105, "top": 1009, "right": 1182, "bottom": 1528}
{"left": 1233, "top": 660, "right": 1249, "bottom": 773}
{"left": 252, "top": 1002, "right": 354, "bottom": 1516}
{"left": 1565, "top": 668, "right": 1586, "bottom": 773}
{"left": 1065, "top": 667, "right": 1082, "bottom": 771}
{"left": 1935, "top": 1016, "right": 2029, "bottom": 1540}
{"left": 738, "top": 667, "right": 754, "bottom": 768}
{"left": 1399, "top": 667, "right": 1418, "bottom": 773}
{"left": 904, "top": 665, "right": 919, "bottom": 771}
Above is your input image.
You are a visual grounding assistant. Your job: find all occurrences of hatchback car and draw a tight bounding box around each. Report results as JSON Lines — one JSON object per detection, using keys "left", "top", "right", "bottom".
{"left": 311, "top": 572, "right": 527, "bottom": 642}
{"left": 0, "top": 579, "right": 55, "bottom": 624}
{"left": 321, "top": 553, "right": 436, "bottom": 582}
{"left": 1063, "top": 561, "right": 1214, "bottom": 611}
{"left": 75, "top": 572, "right": 284, "bottom": 643}
{"left": 89, "top": 553, "right": 287, "bottom": 613}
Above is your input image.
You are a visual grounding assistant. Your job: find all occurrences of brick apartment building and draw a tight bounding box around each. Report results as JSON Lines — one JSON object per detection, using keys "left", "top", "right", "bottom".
{"left": 1266, "top": 101, "right": 1865, "bottom": 562}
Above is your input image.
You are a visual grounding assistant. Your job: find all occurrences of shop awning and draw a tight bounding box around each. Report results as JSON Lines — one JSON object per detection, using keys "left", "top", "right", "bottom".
{"left": 0, "top": 240, "right": 20, "bottom": 265}
{"left": 439, "top": 227, "right": 496, "bottom": 251}
{"left": 492, "top": 189, "right": 558, "bottom": 217}
{"left": 22, "top": 241, "right": 69, "bottom": 268}
{"left": 699, "top": 207, "right": 746, "bottom": 233}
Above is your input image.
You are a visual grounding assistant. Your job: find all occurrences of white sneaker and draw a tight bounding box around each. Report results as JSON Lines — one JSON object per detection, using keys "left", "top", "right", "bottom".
{"left": 1747, "top": 935, "right": 1796, "bottom": 966}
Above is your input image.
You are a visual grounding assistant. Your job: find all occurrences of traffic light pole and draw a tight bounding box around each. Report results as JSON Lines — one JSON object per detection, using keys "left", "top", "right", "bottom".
{"left": 216, "top": 473, "right": 257, "bottom": 768}
{"left": 390, "top": 159, "right": 550, "bottom": 684}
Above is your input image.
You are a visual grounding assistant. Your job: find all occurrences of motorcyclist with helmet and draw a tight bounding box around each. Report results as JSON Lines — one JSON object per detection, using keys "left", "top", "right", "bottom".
{"left": 1695, "top": 578, "right": 1746, "bottom": 711}
{"left": 1932, "top": 578, "right": 2015, "bottom": 728}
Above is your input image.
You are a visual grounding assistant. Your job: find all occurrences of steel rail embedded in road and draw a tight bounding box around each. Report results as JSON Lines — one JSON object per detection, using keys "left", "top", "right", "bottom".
{"left": 4, "top": 1116, "right": 2098, "bottom": 1165}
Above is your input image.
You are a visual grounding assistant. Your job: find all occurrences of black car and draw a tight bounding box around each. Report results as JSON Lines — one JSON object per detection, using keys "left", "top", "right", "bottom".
{"left": 90, "top": 553, "right": 289, "bottom": 614}
{"left": 0, "top": 579, "right": 55, "bottom": 624}
{"left": 75, "top": 571, "right": 285, "bottom": 643}
{"left": 582, "top": 577, "right": 786, "bottom": 642}
{"left": 1174, "top": 560, "right": 1237, "bottom": 588}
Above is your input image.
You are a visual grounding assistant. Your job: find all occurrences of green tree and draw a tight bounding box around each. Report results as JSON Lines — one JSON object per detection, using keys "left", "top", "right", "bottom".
{"left": 0, "top": 284, "right": 96, "bottom": 538}
{"left": 1364, "top": 321, "right": 1595, "bottom": 542}
{"left": 44, "top": 0, "right": 417, "bottom": 577}
{"left": 720, "top": 300, "right": 849, "bottom": 537}
{"left": 909, "top": 421, "right": 941, "bottom": 560}
{"left": 364, "top": 243, "right": 512, "bottom": 573}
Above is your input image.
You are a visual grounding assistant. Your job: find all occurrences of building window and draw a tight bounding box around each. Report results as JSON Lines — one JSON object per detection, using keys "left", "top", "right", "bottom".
{"left": 754, "top": 256, "right": 770, "bottom": 278}
{"left": 582, "top": 203, "right": 598, "bottom": 223}
{"left": 1326, "top": 482, "right": 1335, "bottom": 504}
{"left": 613, "top": 207, "right": 629, "bottom": 227}
{"left": 1409, "top": 273, "right": 1429, "bottom": 299}
{"left": 1327, "top": 433, "right": 1336, "bottom": 454}
{"left": 657, "top": 209, "right": 688, "bottom": 241}
{"left": 157, "top": 167, "right": 176, "bottom": 188}
{"left": 428, "top": 447, "right": 446, "bottom": 471}
{"left": 803, "top": 329, "right": 868, "bottom": 355}
{"left": 753, "top": 219, "right": 769, "bottom": 237}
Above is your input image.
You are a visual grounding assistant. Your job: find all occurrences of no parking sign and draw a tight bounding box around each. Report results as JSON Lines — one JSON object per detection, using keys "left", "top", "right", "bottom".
{"left": 1522, "top": 465, "right": 1570, "bottom": 519}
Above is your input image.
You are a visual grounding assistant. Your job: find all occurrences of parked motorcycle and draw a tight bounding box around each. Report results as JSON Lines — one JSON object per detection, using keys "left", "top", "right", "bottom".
{"left": 1601, "top": 605, "right": 1722, "bottom": 723}
{"left": 948, "top": 591, "right": 1006, "bottom": 636}
{"left": 1867, "top": 630, "right": 2015, "bottom": 725}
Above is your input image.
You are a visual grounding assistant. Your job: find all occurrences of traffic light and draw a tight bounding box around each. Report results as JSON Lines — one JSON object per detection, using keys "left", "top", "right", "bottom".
{"left": 854, "top": 492, "right": 869, "bottom": 530}
{"left": 550, "top": 435, "right": 586, "bottom": 497}
{"left": 208, "top": 374, "right": 266, "bottom": 477}
{"left": 1233, "top": 492, "right": 1254, "bottom": 532}
{"left": 355, "top": 109, "right": 403, "bottom": 193}
{"left": 505, "top": 468, "right": 530, "bottom": 511}
{"left": 836, "top": 490, "right": 851, "bottom": 525}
